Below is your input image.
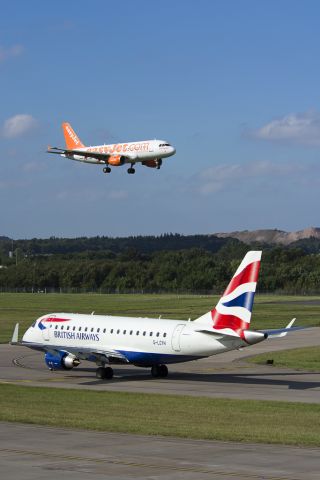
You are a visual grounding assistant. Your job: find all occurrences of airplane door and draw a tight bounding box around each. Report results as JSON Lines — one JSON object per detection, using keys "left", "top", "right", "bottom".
{"left": 42, "top": 325, "right": 50, "bottom": 341}
{"left": 171, "top": 324, "right": 185, "bottom": 352}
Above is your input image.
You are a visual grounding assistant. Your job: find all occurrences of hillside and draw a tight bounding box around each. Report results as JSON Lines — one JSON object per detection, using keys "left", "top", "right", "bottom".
{"left": 215, "top": 227, "right": 320, "bottom": 245}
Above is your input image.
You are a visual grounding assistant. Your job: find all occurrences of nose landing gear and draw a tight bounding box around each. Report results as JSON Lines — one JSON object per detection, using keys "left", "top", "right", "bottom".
{"left": 103, "top": 166, "right": 111, "bottom": 174}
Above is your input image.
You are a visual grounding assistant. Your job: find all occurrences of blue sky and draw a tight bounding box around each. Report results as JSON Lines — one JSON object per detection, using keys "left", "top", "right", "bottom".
{"left": 1, "top": 0, "right": 320, "bottom": 238}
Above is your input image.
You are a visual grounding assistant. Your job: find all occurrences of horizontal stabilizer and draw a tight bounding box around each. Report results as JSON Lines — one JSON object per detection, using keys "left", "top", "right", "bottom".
{"left": 194, "top": 328, "right": 240, "bottom": 339}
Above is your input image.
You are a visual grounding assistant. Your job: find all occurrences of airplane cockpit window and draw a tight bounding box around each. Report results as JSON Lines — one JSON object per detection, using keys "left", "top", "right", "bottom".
{"left": 31, "top": 321, "right": 37, "bottom": 328}
{"left": 159, "top": 143, "right": 171, "bottom": 147}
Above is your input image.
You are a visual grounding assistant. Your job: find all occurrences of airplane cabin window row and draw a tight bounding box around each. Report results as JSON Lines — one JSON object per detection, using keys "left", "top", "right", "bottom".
{"left": 50, "top": 323, "right": 167, "bottom": 338}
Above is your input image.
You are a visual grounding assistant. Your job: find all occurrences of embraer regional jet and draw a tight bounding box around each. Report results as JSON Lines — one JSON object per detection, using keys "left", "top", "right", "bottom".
{"left": 11, "top": 251, "right": 301, "bottom": 379}
{"left": 47, "top": 122, "right": 176, "bottom": 174}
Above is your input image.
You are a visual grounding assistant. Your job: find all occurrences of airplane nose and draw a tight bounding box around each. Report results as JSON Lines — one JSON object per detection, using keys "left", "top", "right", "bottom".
{"left": 171, "top": 146, "right": 176, "bottom": 155}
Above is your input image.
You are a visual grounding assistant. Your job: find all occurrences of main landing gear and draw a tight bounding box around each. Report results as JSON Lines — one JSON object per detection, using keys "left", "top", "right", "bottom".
{"left": 127, "top": 166, "right": 135, "bottom": 174}
{"left": 96, "top": 366, "right": 114, "bottom": 379}
{"left": 151, "top": 364, "right": 168, "bottom": 378}
{"left": 103, "top": 166, "right": 111, "bottom": 174}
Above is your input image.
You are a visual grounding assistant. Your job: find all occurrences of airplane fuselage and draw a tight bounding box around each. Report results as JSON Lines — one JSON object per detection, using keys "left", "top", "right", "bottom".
{"left": 63, "top": 139, "right": 175, "bottom": 165}
{"left": 22, "top": 313, "right": 248, "bottom": 367}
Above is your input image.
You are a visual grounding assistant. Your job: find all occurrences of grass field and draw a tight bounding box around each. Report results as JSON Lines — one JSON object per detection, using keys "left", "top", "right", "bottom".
{"left": 248, "top": 346, "right": 320, "bottom": 372}
{"left": 1, "top": 292, "right": 320, "bottom": 343}
{"left": 0, "top": 384, "right": 320, "bottom": 446}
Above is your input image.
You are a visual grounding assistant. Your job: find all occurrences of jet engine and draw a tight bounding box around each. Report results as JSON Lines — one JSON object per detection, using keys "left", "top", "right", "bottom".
{"left": 108, "top": 155, "right": 126, "bottom": 166}
{"left": 142, "top": 159, "right": 162, "bottom": 169}
{"left": 45, "top": 351, "right": 80, "bottom": 370}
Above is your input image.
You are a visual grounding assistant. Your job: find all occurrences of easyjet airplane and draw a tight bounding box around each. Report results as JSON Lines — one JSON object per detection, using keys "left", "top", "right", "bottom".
{"left": 11, "top": 252, "right": 302, "bottom": 380}
{"left": 47, "top": 122, "right": 176, "bottom": 174}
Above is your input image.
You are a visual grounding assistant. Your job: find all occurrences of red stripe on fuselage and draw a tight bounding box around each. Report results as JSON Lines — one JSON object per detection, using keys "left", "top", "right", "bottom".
{"left": 223, "top": 261, "right": 260, "bottom": 297}
{"left": 44, "top": 317, "right": 71, "bottom": 322}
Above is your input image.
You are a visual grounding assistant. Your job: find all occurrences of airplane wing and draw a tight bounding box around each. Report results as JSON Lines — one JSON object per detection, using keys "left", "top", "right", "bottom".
{"left": 47, "top": 146, "right": 136, "bottom": 162}
{"left": 65, "top": 345, "right": 129, "bottom": 364}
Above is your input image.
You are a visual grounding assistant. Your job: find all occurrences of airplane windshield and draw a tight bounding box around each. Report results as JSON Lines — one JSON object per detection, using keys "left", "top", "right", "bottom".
{"left": 159, "top": 143, "right": 171, "bottom": 147}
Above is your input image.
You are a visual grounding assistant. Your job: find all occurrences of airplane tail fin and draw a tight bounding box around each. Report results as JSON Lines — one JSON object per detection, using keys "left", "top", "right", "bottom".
{"left": 62, "top": 122, "right": 85, "bottom": 150}
{"left": 194, "top": 251, "right": 262, "bottom": 335}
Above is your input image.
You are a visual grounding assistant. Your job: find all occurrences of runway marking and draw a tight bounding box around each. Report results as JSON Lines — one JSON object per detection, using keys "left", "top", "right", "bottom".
{"left": 0, "top": 447, "right": 300, "bottom": 480}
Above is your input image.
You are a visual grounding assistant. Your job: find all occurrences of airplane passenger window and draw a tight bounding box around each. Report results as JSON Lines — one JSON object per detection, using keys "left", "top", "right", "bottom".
{"left": 50, "top": 324, "right": 52, "bottom": 328}
{"left": 110, "top": 329, "right": 113, "bottom": 333}
{"left": 123, "top": 330, "right": 126, "bottom": 334}
{"left": 67, "top": 326, "right": 70, "bottom": 330}
{"left": 163, "top": 333, "right": 167, "bottom": 338}
{"left": 79, "top": 327, "right": 82, "bottom": 331}
{"left": 103, "top": 328, "right": 106, "bottom": 333}
{"left": 73, "top": 326, "right": 76, "bottom": 331}
{"left": 117, "top": 329, "right": 120, "bottom": 334}
{"left": 97, "top": 328, "right": 100, "bottom": 333}
{"left": 61, "top": 326, "right": 64, "bottom": 330}
{"left": 55, "top": 325, "right": 58, "bottom": 330}
{"left": 136, "top": 331, "right": 139, "bottom": 335}
{"left": 91, "top": 328, "right": 94, "bottom": 332}
{"left": 130, "top": 330, "right": 133, "bottom": 335}
{"left": 85, "top": 327, "right": 88, "bottom": 332}
{"left": 143, "top": 331, "right": 146, "bottom": 336}
{"left": 149, "top": 332, "right": 153, "bottom": 336}
{"left": 156, "top": 332, "right": 160, "bottom": 337}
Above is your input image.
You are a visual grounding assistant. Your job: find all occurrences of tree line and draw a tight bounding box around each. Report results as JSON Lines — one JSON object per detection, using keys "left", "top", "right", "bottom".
{"left": 1, "top": 237, "right": 320, "bottom": 293}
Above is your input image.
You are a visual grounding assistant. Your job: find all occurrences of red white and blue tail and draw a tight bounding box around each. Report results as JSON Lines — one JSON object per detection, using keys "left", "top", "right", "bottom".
{"left": 194, "top": 251, "right": 262, "bottom": 337}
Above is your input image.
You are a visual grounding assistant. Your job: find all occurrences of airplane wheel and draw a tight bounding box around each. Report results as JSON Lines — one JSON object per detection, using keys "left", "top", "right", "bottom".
{"left": 159, "top": 364, "right": 168, "bottom": 377}
{"left": 103, "top": 167, "right": 111, "bottom": 174}
{"left": 151, "top": 365, "right": 160, "bottom": 377}
{"left": 127, "top": 168, "right": 135, "bottom": 174}
{"left": 151, "top": 364, "right": 168, "bottom": 378}
{"left": 96, "top": 366, "right": 114, "bottom": 379}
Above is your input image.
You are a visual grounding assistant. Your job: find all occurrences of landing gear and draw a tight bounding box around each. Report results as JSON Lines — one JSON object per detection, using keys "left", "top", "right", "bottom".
{"left": 151, "top": 364, "right": 168, "bottom": 378}
{"left": 96, "top": 366, "right": 114, "bottom": 379}
{"left": 127, "top": 167, "right": 135, "bottom": 174}
{"left": 103, "top": 166, "right": 111, "bottom": 174}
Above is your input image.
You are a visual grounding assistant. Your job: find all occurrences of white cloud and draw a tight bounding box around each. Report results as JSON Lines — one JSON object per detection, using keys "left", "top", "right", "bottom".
{"left": 2, "top": 114, "right": 37, "bottom": 138}
{"left": 247, "top": 110, "right": 320, "bottom": 147}
{"left": 196, "top": 160, "right": 306, "bottom": 196}
{"left": 0, "top": 44, "right": 24, "bottom": 63}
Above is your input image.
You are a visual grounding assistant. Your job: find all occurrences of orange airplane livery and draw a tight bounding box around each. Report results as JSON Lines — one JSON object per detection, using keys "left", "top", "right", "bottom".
{"left": 47, "top": 122, "right": 176, "bottom": 174}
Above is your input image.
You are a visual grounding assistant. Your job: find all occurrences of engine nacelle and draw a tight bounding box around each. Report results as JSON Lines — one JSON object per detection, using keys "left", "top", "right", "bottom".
{"left": 108, "top": 155, "right": 126, "bottom": 166}
{"left": 142, "top": 159, "right": 162, "bottom": 169}
{"left": 45, "top": 351, "right": 80, "bottom": 370}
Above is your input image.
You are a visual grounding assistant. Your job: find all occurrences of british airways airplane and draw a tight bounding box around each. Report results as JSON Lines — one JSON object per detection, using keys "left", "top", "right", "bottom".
{"left": 11, "top": 251, "right": 299, "bottom": 380}
{"left": 47, "top": 122, "right": 176, "bottom": 175}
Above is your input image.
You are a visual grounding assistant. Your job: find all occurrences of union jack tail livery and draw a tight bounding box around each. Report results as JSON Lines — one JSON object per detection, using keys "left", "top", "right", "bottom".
{"left": 194, "top": 251, "right": 262, "bottom": 338}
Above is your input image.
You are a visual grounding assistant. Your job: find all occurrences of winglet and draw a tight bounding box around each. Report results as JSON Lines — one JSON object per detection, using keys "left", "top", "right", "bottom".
{"left": 261, "top": 318, "right": 307, "bottom": 339}
{"left": 275, "top": 318, "right": 296, "bottom": 338}
{"left": 10, "top": 323, "right": 19, "bottom": 345}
